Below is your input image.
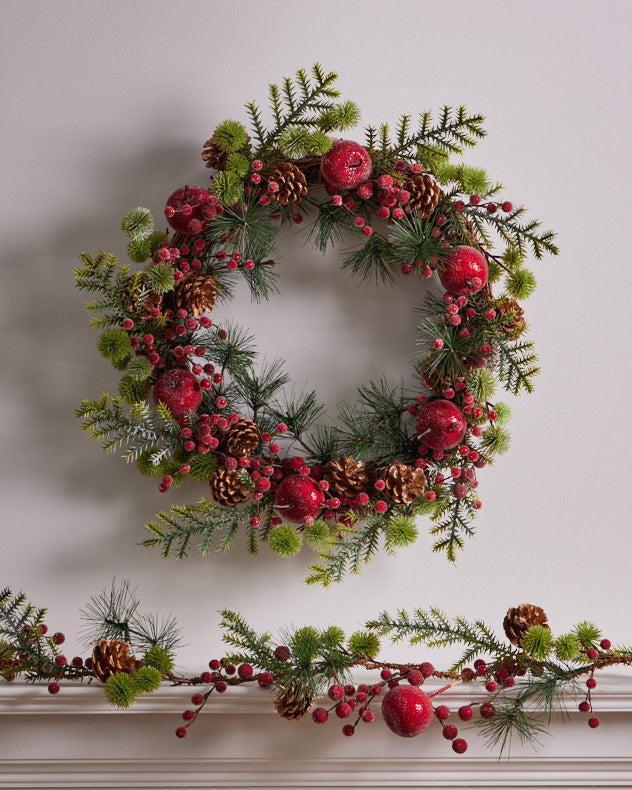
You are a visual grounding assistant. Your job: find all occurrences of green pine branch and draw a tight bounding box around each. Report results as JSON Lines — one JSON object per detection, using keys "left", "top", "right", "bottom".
{"left": 462, "top": 205, "right": 559, "bottom": 259}
{"left": 306, "top": 517, "right": 384, "bottom": 587}
{"left": 430, "top": 495, "right": 478, "bottom": 562}
{"left": 493, "top": 335, "right": 540, "bottom": 395}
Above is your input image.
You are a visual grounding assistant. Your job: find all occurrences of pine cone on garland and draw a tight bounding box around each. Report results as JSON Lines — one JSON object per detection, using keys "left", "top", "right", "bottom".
{"left": 223, "top": 418, "right": 261, "bottom": 457}
{"left": 209, "top": 466, "right": 251, "bottom": 507}
{"left": 201, "top": 136, "right": 229, "bottom": 171}
{"left": 274, "top": 677, "right": 315, "bottom": 720}
{"left": 401, "top": 173, "right": 442, "bottom": 220}
{"left": 503, "top": 604, "right": 550, "bottom": 648}
{"left": 91, "top": 638, "right": 136, "bottom": 683}
{"left": 381, "top": 462, "right": 426, "bottom": 505}
{"left": 166, "top": 271, "right": 219, "bottom": 317}
{"left": 496, "top": 297, "right": 526, "bottom": 339}
{"left": 123, "top": 276, "right": 163, "bottom": 320}
{"left": 268, "top": 162, "right": 308, "bottom": 205}
{"left": 323, "top": 457, "right": 369, "bottom": 497}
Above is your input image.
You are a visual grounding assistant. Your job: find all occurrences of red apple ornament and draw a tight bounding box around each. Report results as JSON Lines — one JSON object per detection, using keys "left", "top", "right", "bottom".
{"left": 274, "top": 475, "right": 325, "bottom": 524}
{"left": 381, "top": 685, "right": 434, "bottom": 738}
{"left": 320, "top": 140, "right": 372, "bottom": 191}
{"left": 153, "top": 369, "right": 202, "bottom": 418}
{"left": 164, "top": 186, "right": 212, "bottom": 235}
{"left": 439, "top": 245, "right": 488, "bottom": 296}
{"left": 416, "top": 399, "right": 467, "bottom": 451}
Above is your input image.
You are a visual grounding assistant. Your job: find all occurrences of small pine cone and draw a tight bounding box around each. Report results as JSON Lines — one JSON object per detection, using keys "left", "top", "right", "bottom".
{"left": 167, "top": 271, "right": 219, "bottom": 317}
{"left": 402, "top": 173, "right": 442, "bottom": 220}
{"left": 201, "top": 136, "right": 228, "bottom": 171}
{"left": 496, "top": 297, "right": 526, "bottom": 339}
{"left": 91, "top": 638, "right": 136, "bottom": 683}
{"left": 268, "top": 162, "right": 308, "bottom": 205}
{"left": 209, "top": 466, "right": 251, "bottom": 507}
{"left": 223, "top": 418, "right": 261, "bottom": 457}
{"left": 503, "top": 604, "right": 550, "bottom": 648}
{"left": 381, "top": 462, "right": 426, "bottom": 505}
{"left": 323, "top": 457, "right": 369, "bottom": 497}
{"left": 123, "top": 276, "right": 163, "bottom": 320}
{"left": 274, "top": 677, "right": 315, "bottom": 720}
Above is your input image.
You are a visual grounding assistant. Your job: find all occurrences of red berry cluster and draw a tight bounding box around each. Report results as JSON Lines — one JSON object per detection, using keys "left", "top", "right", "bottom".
{"left": 576, "top": 638, "right": 614, "bottom": 730}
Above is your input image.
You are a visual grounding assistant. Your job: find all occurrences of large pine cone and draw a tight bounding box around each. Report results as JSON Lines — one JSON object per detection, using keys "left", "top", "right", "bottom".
{"left": 201, "top": 136, "right": 228, "bottom": 171}
{"left": 209, "top": 466, "right": 251, "bottom": 507}
{"left": 503, "top": 604, "right": 550, "bottom": 648}
{"left": 381, "top": 462, "right": 426, "bottom": 505}
{"left": 274, "top": 677, "right": 315, "bottom": 720}
{"left": 123, "top": 276, "right": 163, "bottom": 320}
{"left": 323, "top": 457, "right": 369, "bottom": 498}
{"left": 268, "top": 162, "right": 308, "bottom": 205}
{"left": 91, "top": 638, "right": 136, "bottom": 683}
{"left": 166, "top": 271, "right": 219, "bottom": 317}
{"left": 223, "top": 418, "right": 261, "bottom": 457}
{"left": 496, "top": 297, "right": 526, "bottom": 339}
{"left": 402, "top": 173, "right": 442, "bottom": 220}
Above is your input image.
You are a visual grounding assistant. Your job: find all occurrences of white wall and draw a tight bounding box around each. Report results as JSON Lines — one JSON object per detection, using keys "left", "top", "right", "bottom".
{"left": 1, "top": 0, "right": 632, "bottom": 782}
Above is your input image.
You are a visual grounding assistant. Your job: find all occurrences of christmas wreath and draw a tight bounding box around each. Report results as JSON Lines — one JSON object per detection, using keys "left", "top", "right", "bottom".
{"left": 2, "top": 581, "right": 630, "bottom": 756}
{"left": 75, "top": 65, "right": 558, "bottom": 584}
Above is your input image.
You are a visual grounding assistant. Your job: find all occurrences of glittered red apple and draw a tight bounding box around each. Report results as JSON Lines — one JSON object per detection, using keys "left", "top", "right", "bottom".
{"left": 274, "top": 475, "right": 325, "bottom": 524}
{"left": 439, "top": 245, "right": 488, "bottom": 296}
{"left": 416, "top": 399, "right": 467, "bottom": 450}
{"left": 164, "top": 186, "right": 212, "bottom": 235}
{"left": 320, "top": 140, "right": 372, "bottom": 191}
{"left": 381, "top": 685, "right": 434, "bottom": 738}
{"left": 153, "top": 369, "right": 202, "bottom": 418}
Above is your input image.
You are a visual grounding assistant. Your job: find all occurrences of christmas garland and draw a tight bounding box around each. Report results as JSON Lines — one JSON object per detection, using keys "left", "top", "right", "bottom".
{"left": 2, "top": 581, "right": 630, "bottom": 757}
{"left": 75, "top": 65, "right": 558, "bottom": 584}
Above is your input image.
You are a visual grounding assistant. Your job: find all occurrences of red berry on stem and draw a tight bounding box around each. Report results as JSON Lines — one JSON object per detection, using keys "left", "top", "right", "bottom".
{"left": 312, "top": 707, "right": 328, "bottom": 724}
{"left": 578, "top": 701, "right": 590, "bottom": 713}
{"left": 53, "top": 632, "right": 65, "bottom": 645}
{"left": 600, "top": 639, "right": 612, "bottom": 650}
{"left": 435, "top": 705, "right": 450, "bottom": 721}
{"left": 342, "top": 724, "right": 355, "bottom": 736}
{"left": 452, "top": 738, "right": 468, "bottom": 754}
{"left": 480, "top": 703, "right": 495, "bottom": 719}
{"left": 191, "top": 693, "right": 204, "bottom": 705}
{"left": 381, "top": 686, "right": 434, "bottom": 738}
{"left": 419, "top": 662, "right": 434, "bottom": 678}
{"left": 586, "top": 678, "right": 597, "bottom": 689}
{"left": 442, "top": 724, "right": 458, "bottom": 740}
{"left": 335, "top": 702, "right": 352, "bottom": 718}
{"left": 175, "top": 726, "right": 188, "bottom": 739}
{"left": 320, "top": 140, "right": 373, "bottom": 190}
{"left": 458, "top": 705, "right": 473, "bottom": 721}
{"left": 183, "top": 709, "right": 195, "bottom": 722}
{"left": 588, "top": 717, "right": 600, "bottom": 728}
{"left": 48, "top": 682, "right": 60, "bottom": 695}
{"left": 407, "top": 669, "right": 424, "bottom": 686}
{"left": 328, "top": 684, "right": 345, "bottom": 701}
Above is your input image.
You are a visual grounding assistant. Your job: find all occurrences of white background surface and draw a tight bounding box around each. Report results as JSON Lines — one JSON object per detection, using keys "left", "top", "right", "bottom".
{"left": 1, "top": 0, "right": 632, "bottom": 782}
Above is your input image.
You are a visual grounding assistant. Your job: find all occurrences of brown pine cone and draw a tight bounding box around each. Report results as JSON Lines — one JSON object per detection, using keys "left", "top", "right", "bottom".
{"left": 201, "top": 136, "right": 228, "bottom": 171}
{"left": 503, "top": 604, "right": 550, "bottom": 648}
{"left": 268, "top": 162, "right": 308, "bottom": 205}
{"left": 166, "top": 271, "right": 219, "bottom": 317}
{"left": 209, "top": 466, "right": 251, "bottom": 507}
{"left": 274, "top": 677, "right": 315, "bottom": 720}
{"left": 381, "top": 462, "right": 426, "bottom": 505}
{"left": 91, "top": 638, "right": 136, "bottom": 683}
{"left": 223, "top": 418, "right": 261, "bottom": 457}
{"left": 402, "top": 173, "right": 442, "bottom": 220}
{"left": 323, "top": 457, "right": 369, "bottom": 497}
{"left": 122, "top": 276, "right": 163, "bottom": 320}
{"left": 496, "top": 297, "right": 526, "bottom": 339}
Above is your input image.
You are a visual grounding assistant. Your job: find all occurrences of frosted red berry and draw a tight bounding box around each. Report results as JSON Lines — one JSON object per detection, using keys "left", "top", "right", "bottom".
{"left": 342, "top": 724, "right": 355, "bottom": 736}
{"left": 191, "top": 693, "right": 204, "bottom": 705}
{"left": 183, "top": 709, "right": 195, "bottom": 722}
{"left": 407, "top": 669, "right": 424, "bottom": 686}
{"left": 578, "top": 701, "right": 590, "bottom": 713}
{"left": 435, "top": 705, "right": 450, "bottom": 721}
{"left": 175, "top": 726, "right": 187, "bottom": 738}
{"left": 600, "top": 639, "right": 611, "bottom": 650}
{"left": 586, "top": 678, "right": 597, "bottom": 689}
{"left": 237, "top": 664, "right": 253, "bottom": 679}
{"left": 335, "top": 702, "right": 352, "bottom": 718}
{"left": 381, "top": 685, "right": 434, "bottom": 737}
{"left": 48, "top": 682, "right": 60, "bottom": 695}
{"left": 165, "top": 186, "right": 211, "bottom": 235}
{"left": 442, "top": 724, "right": 458, "bottom": 740}
{"left": 328, "top": 684, "right": 345, "bottom": 701}
{"left": 312, "top": 707, "right": 328, "bottom": 723}
{"left": 274, "top": 475, "right": 324, "bottom": 524}
{"left": 452, "top": 738, "right": 468, "bottom": 754}
{"left": 480, "top": 703, "right": 495, "bottom": 719}
{"left": 419, "top": 662, "right": 434, "bottom": 678}
{"left": 588, "top": 717, "right": 600, "bottom": 728}
{"left": 458, "top": 705, "right": 473, "bottom": 721}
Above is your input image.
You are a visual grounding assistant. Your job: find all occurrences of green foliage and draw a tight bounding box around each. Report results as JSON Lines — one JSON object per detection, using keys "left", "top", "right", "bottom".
{"left": 463, "top": 204, "right": 558, "bottom": 259}
{"left": 279, "top": 125, "right": 311, "bottom": 158}
{"left": 574, "top": 621, "right": 601, "bottom": 647}
{"left": 430, "top": 495, "right": 477, "bottom": 561}
{"left": 494, "top": 336, "right": 540, "bottom": 395}
{"left": 319, "top": 100, "right": 361, "bottom": 131}
{"left": 307, "top": 130, "right": 331, "bottom": 155}
{"left": 493, "top": 402, "right": 512, "bottom": 425}
{"left": 121, "top": 207, "right": 154, "bottom": 241}
{"left": 480, "top": 424, "right": 511, "bottom": 456}
{"left": 268, "top": 389, "right": 324, "bottom": 441}
{"left": 384, "top": 515, "right": 418, "bottom": 550}
{"left": 143, "top": 262, "right": 175, "bottom": 294}
{"left": 308, "top": 201, "right": 357, "bottom": 254}
{"left": 435, "top": 163, "right": 491, "bottom": 196}
{"left": 210, "top": 170, "right": 243, "bottom": 206}
{"left": 342, "top": 233, "right": 399, "bottom": 285}
{"left": 232, "top": 359, "right": 290, "bottom": 417}
{"left": 502, "top": 247, "right": 525, "bottom": 270}
{"left": 97, "top": 328, "right": 131, "bottom": 364}
{"left": 142, "top": 644, "right": 174, "bottom": 674}
{"left": 487, "top": 260, "right": 503, "bottom": 283}
{"left": 225, "top": 152, "right": 251, "bottom": 177}
{"left": 348, "top": 630, "right": 380, "bottom": 659}
{"left": 127, "top": 239, "right": 152, "bottom": 263}
{"left": 554, "top": 633, "right": 581, "bottom": 661}
{"left": 126, "top": 356, "right": 152, "bottom": 382}
{"left": 131, "top": 665, "right": 162, "bottom": 693}
{"left": 136, "top": 449, "right": 162, "bottom": 477}
{"left": 388, "top": 214, "right": 447, "bottom": 272}
{"left": 304, "top": 520, "right": 336, "bottom": 550}
{"left": 507, "top": 268, "right": 537, "bottom": 299}
{"left": 291, "top": 626, "right": 321, "bottom": 663}
{"left": 268, "top": 524, "right": 302, "bottom": 557}
{"left": 467, "top": 368, "right": 497, "bottom": 403}
{"left": 119, "top": 375, "right": 151, "bottom": 404}
{"left": 213, "top": 119, "right": 249, "bottom": 153}
{"left": 187, "top": 452, "right": 220, "bottom": 482}
{"left": 105, "top": 672, "right": 138, "bottom": 708}
{"left": 320, "top": 625, "right": 345, "bottom": 649}
{"left": 305, "top": 516, "right": 384, "bottom": 587}
{"left": 522, "top": 625, "right": 553, "bottom": 659}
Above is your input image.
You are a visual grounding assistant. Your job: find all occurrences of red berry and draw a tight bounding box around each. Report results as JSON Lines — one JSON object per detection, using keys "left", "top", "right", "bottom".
{"left": 344, "top": 684, "right": 356, "bottom": 696}
{"left": 52, "top": 632, "right": 65, "bottom": 645}
{"left": 237, "top": 663, "right": 253, "bottom": 679}
{"left": 258, "top": 672, "right": 274, "bottom": 688}
{"left": 381, "top": 686, "right": 434, "bottom": 737}
{"left": 600, "top": 639, "right": 612, "bottom": 650}
{"left": 587, "top": 648, "right": 599, "bottom": 660}
{"left": 458, "top": 705, "right": 473, "bottom": 721}
{"left": 407, "top": 669, "right": 424, "bottom": 686}
{"left": 153, "top": 370, "right": 202, "bottom": 418}
{"left": 380, "top": 669, "right": 392, "bottom": 680}
{"left": 54, "top": 655, "right": 67, "bottom": 666}
{"left": 200, "top": 671, "right": 212, "bottom": 683}
{"left": 175, "top": 726, "right": 188, "bottom": 738}
{"left": 578, "top": 701, "right": 590, "bottom": 713}
{"left": 454, "top": 200, "right": 465, "bottom": 211}
{"left": 588, "top": 717, "right": 600, "bottom": 728}
{"left": 469, "top": 194, "right": 481, "bottom": 205}
{"left": 71, "top": 656, "right": 83, "bottom": 668}
{"left": 485, "top": 680, "right": 497, "bottom": 692}
{"left": 452, "top": 738, "right": 468, "bottom": 754}
{"left": 486, "top": 202, "right": 497, "bottom": 214}
{"left": 191, "top": 693, "right": 204, "bottom": 705}
{"left": 435, "top": 705, "right": 450, "bottom": 721}
{"left": 342, "top": 724, "right": 355, "bottom": 736}
{"left": 215, "top": 680, "right": 227, "bottom": 693}
{"left": 361, "top": 708, "right": 375, "bottom": 723}
{"left": 320, "top": 140, "right": 373, "bottom": 190}
{"left": 183, "top": 709, "right": 195, "bottom": 722}
{"left": 416, "top": 400, "right": 467, "bottom": 451}
{"left": 48, "top": 682, "right": 60, "bottom": 695}
{"left": 335, "top": 702, "right": 352, "bottom": 718}
{"left": 438, "top": 246, "right": 488, "bottom": 296}
{"left": 586, "top": 678, "right": 597, "bottom": 689}
{"left": 312, "top": 707, "right": 328, "bottom": 723}
{"left": 374, "top": 500, "right": 388, "bottom": 514}
{"left": 274, "top": 475, "right": 325, "bottom": 524}
{"left": 442, "top": 724, "right": 458, "bottom": 740}
{"left": 328, "top": 684, "right": 345, "bottom": 701}
{"left": 480, "top": 703, "right": 495, "bottom": 719}
{"left": 501, "top": 201, "right": 513, "bottom": 213}
{"left": 419, "top": 662, "right": 434, "bottom": 678}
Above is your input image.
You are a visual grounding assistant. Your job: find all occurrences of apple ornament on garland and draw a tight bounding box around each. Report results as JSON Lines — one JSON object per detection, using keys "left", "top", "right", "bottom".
{"left": 274, "top": 475, "right": 325, "bottom": 525}
{"left": 416, "top": 399, "right": 467, "bottom": 451}
{"left": 153, "top": 369, "right": 203, "bottom": 419}
{"left": 381, "top": 685, "right": 435, "bottom": 738}
{"left": 164, "top": 186, "right": 213, "bottom": 235}
{"left": 320, "top": 140, "right": 373, "bottom": 190}
{"left": 439, "top": 245, "right": 489, "bottom": 296}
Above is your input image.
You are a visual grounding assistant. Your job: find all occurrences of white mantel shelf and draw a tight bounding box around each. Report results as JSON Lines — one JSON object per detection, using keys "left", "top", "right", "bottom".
{"left": 2, "top": 676, "right": 632, "bottom": 789}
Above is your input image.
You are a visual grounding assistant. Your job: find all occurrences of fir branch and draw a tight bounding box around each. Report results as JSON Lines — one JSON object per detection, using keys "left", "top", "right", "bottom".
{"left": 462, "top": 205, "right": 559, "bottom": 259}
{"left": 342, "top": 233, "right": 398, "bottom": 285}
{"left": 232, "top": 359, "right": 290, "bottom": 417}
{"left": 267, "top": 390, "right": 325, "bottom": 442}
{"left": 307, "top": 201, "right": 357, "bottom": 254}
{"left": 430, "top": 496, "right": 477, "bottom": 562}
{"left": 306, "top": 517, "right": 383, "bottom": 587}
{"left": 197, "top": 323, "right": 258, "bottom": 377}
{"left": 493, "top": 335, "right": 540, "bottom": 395}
